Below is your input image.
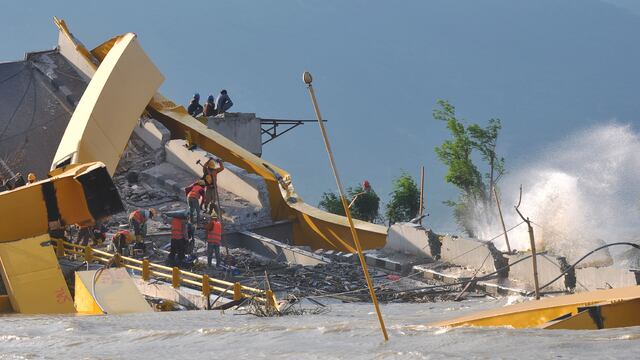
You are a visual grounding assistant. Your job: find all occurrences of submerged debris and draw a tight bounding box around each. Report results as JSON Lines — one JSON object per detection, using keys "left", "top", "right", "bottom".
{"left": 238, "top": 295, "right": 330, "bottom": 318}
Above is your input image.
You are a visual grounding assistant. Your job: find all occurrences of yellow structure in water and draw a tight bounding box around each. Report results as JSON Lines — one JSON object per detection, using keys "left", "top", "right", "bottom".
{"left": 432, "top": 285, "right": 640, "bottom": 330}
{"left": 75, "top": 268, "right": 153, "bottom": 315}
{"left": 0, "top": 234, "right": 74, "bottom": 314}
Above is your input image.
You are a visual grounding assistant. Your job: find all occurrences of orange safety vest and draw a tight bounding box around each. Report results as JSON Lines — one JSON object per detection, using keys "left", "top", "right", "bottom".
{"left": 171, "top": 217, "right": 185, "bottom": 240}
{"left": 129, "top": 210, "right": 146, "bottom": 224}
{"left": 188, "top": 185, "right": 204, "bottom": 199}
{"left": 207, "top": 220, "right": 222, "bottom": 244}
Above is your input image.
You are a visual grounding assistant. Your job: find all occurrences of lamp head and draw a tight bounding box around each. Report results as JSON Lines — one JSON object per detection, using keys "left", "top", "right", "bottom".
{"left": 302, "top": 71, "right": 313, "bottom": 85}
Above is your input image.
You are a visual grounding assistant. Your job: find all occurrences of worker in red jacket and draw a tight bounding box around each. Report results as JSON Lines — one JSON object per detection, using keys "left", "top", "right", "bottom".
{"left": 206, "top": 214, "right": 223, "bottom": 268}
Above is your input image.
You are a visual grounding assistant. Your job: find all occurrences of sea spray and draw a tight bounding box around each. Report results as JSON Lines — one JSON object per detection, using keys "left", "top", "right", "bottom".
{"left": 469, "top": 122, "right": 640, "bottom": 264}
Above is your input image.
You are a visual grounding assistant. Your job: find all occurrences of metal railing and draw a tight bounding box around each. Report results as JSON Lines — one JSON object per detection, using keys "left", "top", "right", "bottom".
{"left": 50, "top": 239, "right": 277, "bottom": 307}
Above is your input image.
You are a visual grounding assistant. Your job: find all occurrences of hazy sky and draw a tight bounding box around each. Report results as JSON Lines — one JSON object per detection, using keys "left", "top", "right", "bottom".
{"left": 1, "top": 0, "right": 638, "bottom": 232}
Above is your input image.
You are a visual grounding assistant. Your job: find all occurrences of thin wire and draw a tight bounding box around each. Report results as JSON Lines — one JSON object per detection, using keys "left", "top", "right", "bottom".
{"left": 0, "top": 71, "right": 33, "bottom": 140}
{"left": 0, "top": 63, "right": 27, "bottom": 85}
{"left": 445, "top": 220, "right": 526, "bottom": 263}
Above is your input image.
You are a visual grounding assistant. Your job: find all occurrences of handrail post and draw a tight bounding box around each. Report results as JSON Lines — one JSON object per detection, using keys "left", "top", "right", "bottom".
{"left": 142, "top": 259, "right": 150, "bottom": 281}
{"left": 56, "top": 239, "right": 64, "bottom": 257}
{"left": 202, "top": 275, "right": 211, "bottom": 297}
{"left": 172, "top": 267, "right": 181, "bottom": 288}
{"left": 85, "top": 246, "right": 93, "bottom": 263}
{"left": 233, "top": 282, "right": 242, "bottom": 300}
{"left": 266, "top": 289, "right": 277, "bottom": 311}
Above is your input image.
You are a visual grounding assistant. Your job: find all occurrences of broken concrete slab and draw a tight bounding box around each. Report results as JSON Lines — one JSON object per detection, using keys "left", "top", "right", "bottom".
{"left": 575, "top": 267, "right": 639, "bottom": 291}
{"left": 440, "top": 235, "right": 507, "bottom": 276}
{"left": 206, "top": 112, "right": 262, "bottom": 157}
{"left": 133, "top": 276, "right": 230, "bottom": 310}
{"left": 506, "top": 253, "right": 568, "bottom": 292}
{"left": 386, "top": 223, "right": 441, "bottom": 259}
{"left": 133, "top": 118, "right": 170, "bottom": 152}
{"left": 226, "top": 229, "right": 331, "bottom": 267}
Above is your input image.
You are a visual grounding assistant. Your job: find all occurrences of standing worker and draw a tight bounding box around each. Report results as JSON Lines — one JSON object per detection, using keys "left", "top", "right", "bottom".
{"left": 184, "top": 180, "right": 205, "bottom": 225}
{"left": 128, "top": 208, "right": 156, "bottom": 254}
{"left": 215, "top": 89, "right": 233, "bottom": 114}
{"left": 112, "top": 229, "right": 135, "bottom": 255}
{"left": 164, "top": 210, "right": 188, "bottom": 267}
{"left": 206, "top": 214, "right": 223, "bottom": 268}
{"left": 201, "top": 158, "right": 225, "bottom": 216}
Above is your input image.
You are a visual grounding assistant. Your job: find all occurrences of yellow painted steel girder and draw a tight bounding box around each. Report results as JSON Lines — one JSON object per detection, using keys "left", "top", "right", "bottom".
{"left": 75, "top": 268, "right": 152, "bottom": 315}
{"left": 543, "top": 298, "right": 640, "bottom": 330}
{"left": 57, "top": 20, "right": 386, "bottom": 252}
{"left": 51, "top": 32, "right": 164, "bottom": 176}
{"left": 0, "top": 162, "right": 120, "bottom": 242}
{"left": 0, "top": 234, "right": 75, "bottom": 314}
{"left": 432, "top": 286, "right": 640, "bottom": 329}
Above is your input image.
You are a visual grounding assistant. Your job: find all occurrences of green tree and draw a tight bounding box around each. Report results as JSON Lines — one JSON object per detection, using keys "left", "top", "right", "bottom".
{"left": 318, "top": 191, "right": 345, "bottom": 216}
{"left": 385, "top": 173, "right": 420, "bottom": 224}
{"left": 433, "top": 100, "right": 505, "bottom": 235}
{"left": 348, "top": 185, "right": 380, "bottom": 223}
{"left": 318, "top": 185, "right": 381, "bottom": 223}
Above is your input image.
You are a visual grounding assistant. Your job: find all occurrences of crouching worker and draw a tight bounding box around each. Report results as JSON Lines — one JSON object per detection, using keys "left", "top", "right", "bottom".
{"left": 206, "top": 214, "right": 223, "bottom": 268}
{"left": 128, "top": 208, "right": 156, "bottom": 255}
{"left": 112, "top": 229, "right": 135, "bottom": 255}
{"left": 164, "top": 210, "right": 189, "bottom": 267}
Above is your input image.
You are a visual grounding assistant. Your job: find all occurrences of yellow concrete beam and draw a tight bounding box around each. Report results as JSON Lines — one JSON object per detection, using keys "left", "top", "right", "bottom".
{"left": 51, "top": 32, "right": 164, "bottom": 176}
{"left": 0, "top": 234, "right": 75, "bottom": 314}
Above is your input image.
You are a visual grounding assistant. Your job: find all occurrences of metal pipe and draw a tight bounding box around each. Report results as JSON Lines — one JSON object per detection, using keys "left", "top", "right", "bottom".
{"left": 303, "top": 71, "right": 389, "bottom": 341}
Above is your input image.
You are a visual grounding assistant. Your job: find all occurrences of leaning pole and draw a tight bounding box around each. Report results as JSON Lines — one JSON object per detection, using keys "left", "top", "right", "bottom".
{"left": 303, "top": 71, "right": 389, "bottom": 341}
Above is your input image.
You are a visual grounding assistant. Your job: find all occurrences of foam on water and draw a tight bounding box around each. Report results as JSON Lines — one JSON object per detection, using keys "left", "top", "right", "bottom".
{"left": 1, "top": 302, "right": 639, "bottom": 359}
{"left": 470, "top": 122, "right": 640, "bottom": 262}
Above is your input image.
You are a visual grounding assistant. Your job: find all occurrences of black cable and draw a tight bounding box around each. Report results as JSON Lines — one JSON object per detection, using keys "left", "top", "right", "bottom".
{"left": 0, "top": 63, "right": 27, "bottom": 85}
{"left": 526, "top": 242, "right": 640, "bottom": 296}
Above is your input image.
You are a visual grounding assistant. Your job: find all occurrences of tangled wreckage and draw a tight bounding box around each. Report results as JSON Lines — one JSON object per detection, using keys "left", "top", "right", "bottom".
{"left": 1, "top": 18, "right": 640, "bottom": 332}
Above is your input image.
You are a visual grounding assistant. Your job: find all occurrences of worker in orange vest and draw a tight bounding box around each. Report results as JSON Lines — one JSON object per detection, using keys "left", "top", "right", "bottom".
{"left": 128, "top": 208, "right": 156, "bottom": 252}
{"left": 184, "top": 180, "right": 205, "bottom": 225}
{"left": 206, "top": 214, "right": 223, "bottom": 268}
{"left": 165, "top": 210, "right": 188, "bottom": 267}
{"left": 112, "top": 229, "right": 135, "bottom": 255}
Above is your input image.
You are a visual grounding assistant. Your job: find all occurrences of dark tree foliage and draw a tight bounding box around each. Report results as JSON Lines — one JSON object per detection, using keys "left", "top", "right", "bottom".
{"left": 385, "top": 173, "right": 420, "bottom": 224}
{"left": 318, "top": 185, "right": 381, "bottom": 223}
{"left": 433, "top": 100, "right": 505, "bottom": 235}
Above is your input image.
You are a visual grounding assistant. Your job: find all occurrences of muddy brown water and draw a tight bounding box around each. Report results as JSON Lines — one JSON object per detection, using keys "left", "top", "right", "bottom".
{"left": 1, "top": 299, "right": 638, "bottom": 359}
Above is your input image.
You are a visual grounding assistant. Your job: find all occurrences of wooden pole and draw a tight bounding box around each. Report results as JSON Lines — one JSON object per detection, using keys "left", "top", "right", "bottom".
{"left": 515, "top": 185, "right": 540, "bottom": 300}
{"left": 303, "top": 71, "right": 389, "bottom": 341}
{"left": 527, "top": 219, "right": 540, "bottom": 300}
{"left": 492, "top": 186, "right": 511, "bottom": 253}
{"left": 419, "top": 165, "right": 425, "bottom": 218}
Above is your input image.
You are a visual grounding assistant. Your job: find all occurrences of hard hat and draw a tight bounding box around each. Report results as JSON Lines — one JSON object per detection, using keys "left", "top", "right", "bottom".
{"left": 211, "top": 213, "right": 218, "bottom": 219}
{"left": 197, "top": 180, "right": 206, "bottom": 186}
{"left": 149, "top": 208, "right": 157, "bottom": 218}
{"left": 193, "top": 93, "right": 200, "bottom": 100}
{"left": 362, "top": 180, "right": 371, "bottom": 191}
{"left": 27, "top": 173, "right": 36, "bottom": 182}
{"left": 221, "top": 89, "right": 227, "bottom": 95}
{"left": 207, "top": 94, "right": 214, "bottom": 102}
